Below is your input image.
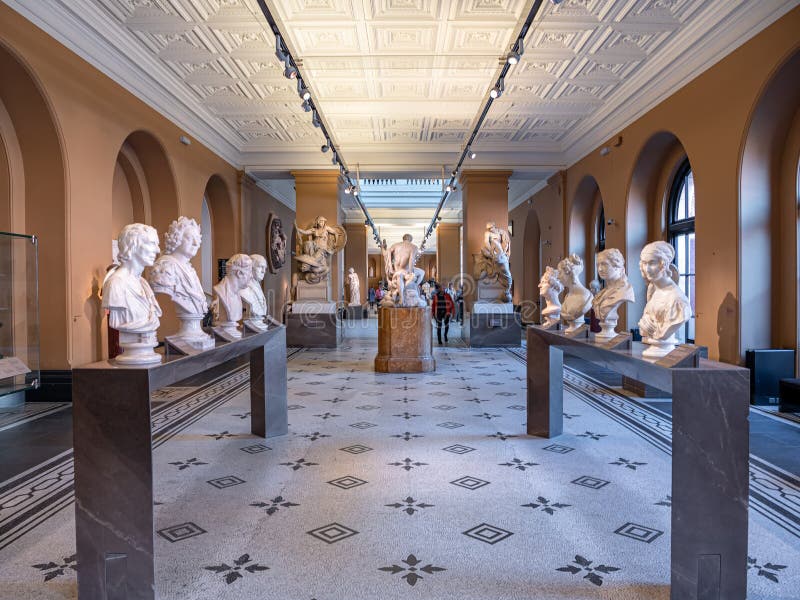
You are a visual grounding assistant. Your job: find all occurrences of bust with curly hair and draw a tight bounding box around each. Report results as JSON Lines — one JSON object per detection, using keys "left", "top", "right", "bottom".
{"left": 592, "top": 248, "right": 635, "bottom": 338}
{"left": 557, "top": 253, "right": 593, "bottom": 332}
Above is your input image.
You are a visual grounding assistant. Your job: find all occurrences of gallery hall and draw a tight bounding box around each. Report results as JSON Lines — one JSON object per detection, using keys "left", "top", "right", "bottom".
{"left": 0, "top": 0, "right": 799, "bottom": 599}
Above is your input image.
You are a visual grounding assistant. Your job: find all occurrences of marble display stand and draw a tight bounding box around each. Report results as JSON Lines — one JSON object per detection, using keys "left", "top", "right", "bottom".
{"left": 286, "top": 301, "right": 341, "bottom": 348}
{"left": 345, "top": 304, "right": 368, "bottom": 320}
{"left": 526, "top": 325, "right": 749, "bottom": 600}
{"left": 466, "top": 301, "right": 520, "bottom": 347}
{"left": 72, "top": 327, "right": 288, "bottom": 600}
{"left": 375, "top": 306, "right": 434, "bottom": 373}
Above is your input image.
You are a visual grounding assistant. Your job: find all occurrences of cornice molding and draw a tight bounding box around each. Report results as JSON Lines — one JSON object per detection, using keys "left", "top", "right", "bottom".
{"left": 3, "top": 0, "right": 242, "bottom": 167}
{"left": 254, "top": 179, "right": 296, "bottom": 211}
{"left": 509, "top": 179, "right": 548, "bottom": 211}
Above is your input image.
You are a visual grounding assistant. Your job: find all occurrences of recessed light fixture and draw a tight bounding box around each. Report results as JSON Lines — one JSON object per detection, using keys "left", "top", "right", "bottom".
{"left": 490, "top": 78, "right": 504, "bottom": 99}
{"left": 507, "top": 39, "right": 523, "bottom": 65}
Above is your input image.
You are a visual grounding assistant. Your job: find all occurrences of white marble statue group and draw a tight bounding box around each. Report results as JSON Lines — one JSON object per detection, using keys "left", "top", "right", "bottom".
{"left": 102, "top": 218, "right": 271, "bottom": 364}
{"left": 380, "top": 234, "right": 426, "bottom": 308}
{"left": 537, "top": 241, "right": 692, "bottom": 358}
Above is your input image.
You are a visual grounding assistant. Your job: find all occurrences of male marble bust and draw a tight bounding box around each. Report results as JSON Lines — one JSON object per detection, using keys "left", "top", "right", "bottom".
{"left": 240, "top": 254, "right": 269, "bottom": 332}
{"left": 213, "top": 253, "right": 253, "bottom": 339}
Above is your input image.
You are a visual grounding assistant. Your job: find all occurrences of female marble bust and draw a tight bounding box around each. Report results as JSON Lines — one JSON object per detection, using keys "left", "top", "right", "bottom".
{"left": 240, "top": 254, "right": 269, "bottom": 332}
{"left": 102, "top": 223, "right": 162, "bottom": 364}
{"left": 557, "top": 254, "right": 593, "bottom": 332}
{"left": 638, "top": 241, "right": 692, "bottom": 357}
{"left": 538, "top": 266, "right": 563, "bottom": 328}
{"left": 592, "top": 248, "right": 635, "bottom": 339}
{"left": 213, "top": 253, "right": 253, "bottom": 338}
{"left": 149, "top": 217, "right": 213, "bottom": 349}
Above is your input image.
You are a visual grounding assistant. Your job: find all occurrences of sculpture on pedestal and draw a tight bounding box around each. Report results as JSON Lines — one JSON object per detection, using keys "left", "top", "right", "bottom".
{"left": 102, "top": 223, "right": 162, "bottom": 364}
{"left": 240, "top": 254, "right": 269, "bottom": 332}
{"left": 347, "top": 267, "right": 361, "bottom": 306}
{"left": 381, "top": 234, "right": 426, "bottom": 308}
{"left": 266, "top": 213, "right": 287, "bottom": 274}
{"left": 294, "top": 216, "right": 347, "bottom": 285}
{"left": 474, "top": 221, "right": 512, "bottom": 302}
{"left": 212, "top": 253, "right": 253, "bottom": 339}
{"left": 538, "top": 266, "right": 563, "bottom": 328}
{"left": 149, "top": 216, "right": 214, "bottom": 350}
{"left": 557, "top": 254, "right": 593, "bottom": 332}
{"left": 592, "top": 248, "right": 635, "bottom": 339}
{"left": 638, "top": 241, "right": 692, "bottom": 357}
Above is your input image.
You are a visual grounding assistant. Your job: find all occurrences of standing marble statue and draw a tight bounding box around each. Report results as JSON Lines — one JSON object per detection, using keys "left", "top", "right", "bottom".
{"left": 294, "top": 216, "right": 347, "bottom": 285}
{"left": 381, "top": 234, "right": 426, "bottom": 308}
{"left": 102, "top": 223, "right": 162, "bottom": 364}
{"left": 347, "top": 267, "right": 361, "bottom": 306}
{"left": 474, "top": 221, "right": 512, "bottom": 302}
{"left": 638, "top": 241, "right": 692, "bottom": 357}
{"left": 538, "top": 266, "right": 563, "bottom": 328}
{"left": 240, "top": 254, "right": 269, "bottom": 332}
{"left": 212, "top": 253, "right": 253, "bottom": 339}
{"left": 592, "top": 248, "right": 635, "bottom": 339}
{"left": 557, "top": 254, "right": 593, "bottom": 332}
{"left": 149, "top": 216, "right": 214, "bottom": 351}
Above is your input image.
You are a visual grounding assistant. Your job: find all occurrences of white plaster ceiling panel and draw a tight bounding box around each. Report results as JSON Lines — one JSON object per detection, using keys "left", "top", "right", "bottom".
{"left": 290, "top": 26, "right": 363, "bottom": 54}
{"left": 279, "top": 0, "right": 359, "bottom": 21}
{"left": 367, "top": 0, "right": 442, "bottom": 20}
{"left": 368, "top": 24, "right": 440, "bottom": 54}
{"left": 442, "top": 24, "right": 514, "bottom": 55}
{"left": 451, "top": 0, "right": 526, "bottom": 21}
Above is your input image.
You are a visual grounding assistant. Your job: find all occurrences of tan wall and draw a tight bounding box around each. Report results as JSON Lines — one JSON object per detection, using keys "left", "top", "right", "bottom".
{"left": 436, "top": 223, "right": 461, "bottom": 288}
{"left": 344, "top": 223, "right": 367, "bottom": 304}
{"left": 510, "top": 7, "right": 800, "bottom": 363}
{"left": 292, "top": 170, "right": 343, "bottom": 302}
{"left": 461, "top": 170, "right": 512, "bottom": 309}
{"left": 240, "top": 176, "right": 294, "bottom": 319}
{"left": 0, "top": 3, "right": 240, "bottom": 369}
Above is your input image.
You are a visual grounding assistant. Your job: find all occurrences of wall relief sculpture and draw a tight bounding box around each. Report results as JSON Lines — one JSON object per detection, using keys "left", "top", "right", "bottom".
{"left": 266, "top": 213, "right": 287, "bottom": 274}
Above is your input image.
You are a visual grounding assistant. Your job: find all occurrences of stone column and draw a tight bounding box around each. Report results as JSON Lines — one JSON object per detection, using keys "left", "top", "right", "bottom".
{"left": 436, "top": 223, "right": 461, "bottom": 287}
{"left": 291, "top": 170, "right": 343, "bottom": 301}
{"left": 344, "top": 223, "right": 368, "bottom": 304}
{"left": 460, "top": 170, "right": 512, "bottom": 310}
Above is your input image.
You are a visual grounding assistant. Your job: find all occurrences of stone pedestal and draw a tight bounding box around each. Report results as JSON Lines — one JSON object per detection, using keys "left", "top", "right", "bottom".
{"left": 296, "top": 280, "right": 330, "bottom": 301}
{"left": 467, "top": 302, "right": 520, "bottom": 347}
{"left": 286, "top": 309, "right": 341, "bottom": 348}
{"left": 345, "top": 304, "right": 367, "bottom": 320}
{"left": 375, "top": 306, "right": 434, "bottom": 373}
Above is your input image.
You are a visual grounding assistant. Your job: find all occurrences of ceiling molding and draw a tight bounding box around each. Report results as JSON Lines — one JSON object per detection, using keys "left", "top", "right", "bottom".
{"left": 253, "top": 178, "right": 296, "bottom": 211}
{"left": 509, "top": 179, "right": 549, "bottom": 210}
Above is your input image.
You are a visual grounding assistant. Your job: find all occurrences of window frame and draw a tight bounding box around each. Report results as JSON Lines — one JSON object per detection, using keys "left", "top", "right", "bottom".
{"left": 667, "top": 158, "right": 695, "bottom": 343}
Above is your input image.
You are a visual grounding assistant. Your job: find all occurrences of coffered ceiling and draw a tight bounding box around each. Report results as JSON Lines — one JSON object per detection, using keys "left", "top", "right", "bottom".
{"left": 6, "top": 0, "right": 798, "bottom": 209}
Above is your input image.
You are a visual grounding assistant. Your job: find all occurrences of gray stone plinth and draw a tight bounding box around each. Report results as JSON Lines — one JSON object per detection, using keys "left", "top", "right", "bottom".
{"left": 467, "top": 312, "right": 521, "bottom": 347}
{"left": 286, "top": 312, "right": 341, "bottom": 348}
{"left": 345, "top": 305, "right": 367, "bottom": 320}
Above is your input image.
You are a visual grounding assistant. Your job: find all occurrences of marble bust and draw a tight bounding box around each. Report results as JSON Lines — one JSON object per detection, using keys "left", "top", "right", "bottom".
{"left": 538, "top": 266, "right": 563, "bottom": 328}
{"left": 240, "top": 254, "right": 269, "bottom": 332}
{"left": 149, "top": 216, "right": 214, "bottom": 350}
{"left": 638, "top": 241, "right": 692, "bottom": 357}
{"left": 381, "top": 234, "right": 426, "bottom": 308}
{"left": 102, "top": 223, "right": 162, "bottom": 364}
{"left": 347, "top": 267, "right": 361, "bottom": 306}
{"left": 557, "top": 254, "right": 593, "bottom": 332}
{"left": 213, "top": 253, "right": 253, "bottom": 339}
{"left": 592, "top": 248, "right": 635, "bottom": 339}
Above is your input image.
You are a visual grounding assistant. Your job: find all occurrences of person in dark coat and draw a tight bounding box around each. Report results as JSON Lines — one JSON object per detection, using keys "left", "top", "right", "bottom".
{"left": 431, "top": 283, "right": 455, "bottom": 344}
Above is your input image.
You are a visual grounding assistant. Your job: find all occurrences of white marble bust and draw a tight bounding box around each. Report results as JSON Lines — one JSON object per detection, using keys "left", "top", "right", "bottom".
{"left": 102, "top": 223, "right": 162, "bottom": 364}
{"left": 347, "top": 267, "right": 360, "bottom": 306}
{"left": 382, "top": 234, "right": 426, "bottom": 308}
{"left": 240, "top": 254, "right": 269, "bottom": 332}
{"left": 638, "top": 241, "right": 692, "bottom": 357}
{"left": 149, "top": 216, "right": 213, "bottom": 349}
{"left": 557, "top": 254, "right": 593, "bottom": 332}
{"left": 538, "top": 266, "right": 563, "bottom": 328}
{"left": 593, "top": 248, "right": 635, "bottom": 339}
{"left": 213, "top": 253, "right": 253, "bottom": 339}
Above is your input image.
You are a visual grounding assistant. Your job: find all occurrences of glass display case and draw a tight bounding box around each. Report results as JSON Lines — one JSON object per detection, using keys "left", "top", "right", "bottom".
{"left": 0, "top": 232, "right": 40, "bottom": 399}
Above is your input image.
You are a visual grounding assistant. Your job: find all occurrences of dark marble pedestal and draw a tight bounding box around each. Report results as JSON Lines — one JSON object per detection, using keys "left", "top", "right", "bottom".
{"left": 72, "top": 327, "right": 288, "bottom": 600}
{"left": 375, "top": 306, "right": 435, "bottom": 372}
{"left": 285, "top": 311, "right": 342, "bottom": 347}
{"left": 467, "top": 312, "right": 521, "bottom": 347}
{"left": 344, "top": 304, "right": 367, "bottom": 320}
{"left": 526, "top": 326, "right": 750, "bottom": 600}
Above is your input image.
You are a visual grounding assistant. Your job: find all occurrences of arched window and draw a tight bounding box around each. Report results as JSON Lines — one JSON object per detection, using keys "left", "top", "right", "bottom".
{"left": 596, "top": 204, "right": 606, "bottom": 253}
{"left": 668, "top": 159, "right": 695, "bottom": 342}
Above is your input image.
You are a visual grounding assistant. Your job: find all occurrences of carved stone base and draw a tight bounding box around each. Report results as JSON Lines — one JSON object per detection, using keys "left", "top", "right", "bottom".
{"left": 212, "top": 324, "right": 241, "bottom": 342}
{"left": 296, "top": 280, "right": 330, "bottom": 301}
{"left": 164, "top": 333, "right": 216, "bottom": 356}
{"left": 286, "top": 312, "right": 341, "bottom": 348}
{"left": 375, "top": 307, "right": 434, "bottom": 373}
{"left": 116, "top": 331, "right": 160, "bottom": 364}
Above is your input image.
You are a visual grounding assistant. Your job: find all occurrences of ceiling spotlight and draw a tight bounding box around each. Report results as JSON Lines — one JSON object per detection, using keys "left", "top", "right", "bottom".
{"left": 344, "top": 185, "right": 352, "bottom": 194}
{"left": 468, "top": 148, "right": 477, "bottom": 159}
{"left": 446, "top": 184, "right": 453, "bottom": 193}
{"left": 321, "top": 143, "right": 329, "bottom": 153}
{"left": 275, "top": 34, "right": 287, "bottom": 63}
{"left": 311, "top": 110, "right": 321, "bottom": 128}
{"left": 331, "top": 152, "right": 338, "bottom": 165}
{"left": 550, "top": 0, "right": 565, "bottom": 4}
{"left": 283, "top": 58, "right": 298, "bottom": 80}
{"left": 297, "top": 81, "right": 311, "bottom": 101}
{"left": 353, "top": 188, "right": 359, "bottom": 196}
{"left": 507, "top": 39, "right": 524, "bottom": 65}
{"left": 301, "top": 99, "right": 312, "bottom": 112}
{"left": 490, "top": 79, "right": 505, "bottom": 99}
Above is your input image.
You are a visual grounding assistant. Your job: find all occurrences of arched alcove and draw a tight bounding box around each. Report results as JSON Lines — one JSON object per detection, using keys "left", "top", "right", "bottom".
{"left": 569, "top": 175, "right": 602, "bottom": 284}
{"left": 522, "top": 207, "right": 540, "bottom": 323}
{"left": 200, "top": 196, "right": 213, "bottom": 294}
{"left": 0, "top": 41, "right": 68, "bottom": 369}
{"left": 625, "top": 131, "right": 689, "bottom": 330}
{"left": 740, "top": 48, "right": 800, "bottom": 362}
{"left": 203, "top": 174, "right": 235, "bottom": 268}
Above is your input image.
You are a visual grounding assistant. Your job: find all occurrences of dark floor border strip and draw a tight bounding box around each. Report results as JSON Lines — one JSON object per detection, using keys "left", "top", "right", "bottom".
{"left": 0, "top": 484, "right": 74, "bottom": 549}
{"left": 750, "top": 490, "right": 800, "bottom": 539}
{"left": 0, "top": 451, "right": 73, "bottom": 497}
{"left": 750, "top": 455, "right": 800, "bottom": 489}
{"left": 0, "top": 492, "right": 74, "bottom": 551}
